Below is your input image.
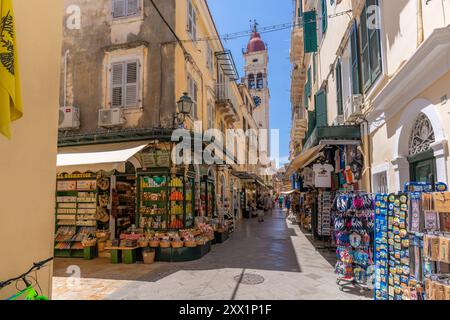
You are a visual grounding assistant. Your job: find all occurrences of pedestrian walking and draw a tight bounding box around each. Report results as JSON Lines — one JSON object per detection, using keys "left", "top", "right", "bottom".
{"left": 278, "top": 195, "right": 284, "bottom": 208}
{"left": 256, "top": 195, "right": 265, "bottom": 222}
{"left": 285, "top": 196, "right": 291, "bottom": 214}
{"left": 263, "top": 193, "right": 273, "bottom": 216}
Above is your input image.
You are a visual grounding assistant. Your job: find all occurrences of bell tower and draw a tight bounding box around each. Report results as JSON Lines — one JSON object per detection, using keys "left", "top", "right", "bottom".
{"left": 243, "top": 21, "right": 270, "bottom": 156}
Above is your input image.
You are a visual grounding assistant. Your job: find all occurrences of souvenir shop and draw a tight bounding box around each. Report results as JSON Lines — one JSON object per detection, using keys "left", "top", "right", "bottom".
{"left": 295, "top": 143, "right": 365, "bottom": 239}
{"left": 54, "top": 141, "right": 230, "bottom": 264}
{"left": 373, "top": 182, "right": 450, "bottom": 300}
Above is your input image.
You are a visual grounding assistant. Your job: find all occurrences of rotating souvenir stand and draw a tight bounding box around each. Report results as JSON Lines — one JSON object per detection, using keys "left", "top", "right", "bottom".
{"left": 137, "top": 169, "right": 195, "bottom": 232}
{"left": 333, "top": 192, "right": 375, "bottom": 293}
{"left": 54, "top": 173, "right": 100, "bottom": 258}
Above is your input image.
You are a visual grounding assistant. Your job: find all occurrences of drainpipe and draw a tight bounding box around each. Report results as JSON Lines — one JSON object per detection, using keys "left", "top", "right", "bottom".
{"left": 417, "top": 0, "right": 424, "bottom": 47}
{"left": 63, "top": 49, "right": 70, "bottom": 108}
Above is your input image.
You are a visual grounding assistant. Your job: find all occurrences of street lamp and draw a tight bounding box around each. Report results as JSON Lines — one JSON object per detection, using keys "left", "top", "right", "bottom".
{"left": 173, "top": 92, "right": 193, "bottom": 127}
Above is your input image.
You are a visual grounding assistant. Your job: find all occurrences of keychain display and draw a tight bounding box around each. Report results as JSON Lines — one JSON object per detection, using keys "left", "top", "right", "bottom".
{"left": 333, "top": 192, "right": 374, "bottom": 292}
{"left": 374, "top": 194, "right": 389, "bottom": 300}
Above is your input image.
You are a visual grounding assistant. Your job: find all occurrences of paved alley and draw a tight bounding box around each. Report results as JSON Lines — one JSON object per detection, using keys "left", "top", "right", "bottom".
{"left": 53, "top": 209, "right": 370, "bottom": 300}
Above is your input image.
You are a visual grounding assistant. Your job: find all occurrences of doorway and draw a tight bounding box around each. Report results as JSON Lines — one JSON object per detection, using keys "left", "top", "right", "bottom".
{"left": 409, "top": 150, "right": 436, "bottom": 185}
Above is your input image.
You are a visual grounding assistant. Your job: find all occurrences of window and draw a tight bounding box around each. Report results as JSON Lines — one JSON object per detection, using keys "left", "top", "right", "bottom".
{"left": 360, "top": 0, "right": 382, "bottom": 92}
{"left": 112, "top": 0, "right": 140, "bottom": 19}
{"left": 110, "top": 60, "right": 139, "bottom": 108}
{"left": 314, "top": 89, "right": 328, "bottom": 127}
{"left": 350, "top": 22, "right": 361, "bottom": 95}
{"left": 373, "top": 171, "right": 388, "bottom": 194}
{"left": 187, "top": 75, "right": 198, "bottom": 119}
{"left": 206, "top": 43, "right": 214, "bottom": 74}
{"left": 313, "top": 53, "right": 317, "bottom": 84}
{"left": 256, "top": 73, "right": 264, "bottom": 89}
{"left": 207, "top": 102, "right": 215, "bottom": 129}
{"left": 304, "top": 67, "right": 312, "bottom": 108}
{"left": 187, "top": 0, "right": 197, "bottom": 41}
{"left": 335, "top": 60, "right": 344, "bottom": 116}
{"left": 248, "top": 74, "right": 255, "bottom": 89}
{"left": 409, "top": 113, "right": 435, "bottom": 156}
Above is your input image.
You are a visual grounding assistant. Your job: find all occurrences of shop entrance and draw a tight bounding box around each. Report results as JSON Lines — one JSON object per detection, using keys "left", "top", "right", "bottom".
{"left": 409, "top": 150, "right": 436, "bottom": 185}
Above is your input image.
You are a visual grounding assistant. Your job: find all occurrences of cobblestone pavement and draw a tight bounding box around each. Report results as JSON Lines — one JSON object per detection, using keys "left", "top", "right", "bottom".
{"left": 52, "top": 209, "right": 371, "bottom": 300}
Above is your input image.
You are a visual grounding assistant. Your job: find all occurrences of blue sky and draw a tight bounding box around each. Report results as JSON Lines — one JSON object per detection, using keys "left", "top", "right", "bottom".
{"left": 208, "top": 0, "right": 293, "bottom": 167}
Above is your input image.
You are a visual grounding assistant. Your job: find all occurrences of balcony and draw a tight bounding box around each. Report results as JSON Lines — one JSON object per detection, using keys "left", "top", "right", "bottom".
{"left": 290, "top": 25, "right": 304, "bottom": 63}
{"left": 291, "top": 107, "right": 307, "bottom": 141}
{"left": 215, "top": 83, "right": 238, "bottom": 123}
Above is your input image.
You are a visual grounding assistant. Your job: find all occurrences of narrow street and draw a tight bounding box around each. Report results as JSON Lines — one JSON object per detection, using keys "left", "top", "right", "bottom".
{"left": 53, "top": 209, "right": 369, "bottom": 300}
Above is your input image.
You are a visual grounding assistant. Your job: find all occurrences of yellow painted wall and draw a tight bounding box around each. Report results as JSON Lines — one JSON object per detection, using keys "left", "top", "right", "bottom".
{"left": 0, "top": 0, "right": 63, "bottom": 299}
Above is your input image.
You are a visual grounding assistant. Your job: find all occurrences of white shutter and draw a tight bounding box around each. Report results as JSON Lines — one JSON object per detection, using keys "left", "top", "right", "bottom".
{"left": 125, "top": 61, "right": 139, "bottom": 107}
{"left": 112, "top": 0, "right": 126, "bottom": 18}
{"left": 111, "top": 63, "right": 124, "bottom": 107}
{"left": 126, "top": 0, "right": 139, "bottom": 16}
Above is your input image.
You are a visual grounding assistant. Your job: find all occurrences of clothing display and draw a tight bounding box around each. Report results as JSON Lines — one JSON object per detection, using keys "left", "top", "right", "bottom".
{"left": 312, "top": 163, "right": 333, "bottom": 188}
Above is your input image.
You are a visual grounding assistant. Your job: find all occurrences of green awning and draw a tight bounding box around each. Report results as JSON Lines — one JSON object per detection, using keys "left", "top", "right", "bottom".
{"left": 303, "top": 125, "right": 361, "bottom": 151}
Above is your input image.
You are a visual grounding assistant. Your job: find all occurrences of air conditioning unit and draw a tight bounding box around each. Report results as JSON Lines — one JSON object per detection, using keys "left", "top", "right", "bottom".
{"left": 59, "top": 106, "right": 80, "bottom": 130}
{"left": 344, "top": 94, "right": 364, "bottom": 122}
{"left": 98, "top": 108, "right": 125, "bottom": 127}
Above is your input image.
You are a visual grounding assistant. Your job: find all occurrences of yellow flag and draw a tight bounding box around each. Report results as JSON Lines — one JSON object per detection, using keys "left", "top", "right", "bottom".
{"left": 0, "top": 0, "right": 22, "bottom": 139}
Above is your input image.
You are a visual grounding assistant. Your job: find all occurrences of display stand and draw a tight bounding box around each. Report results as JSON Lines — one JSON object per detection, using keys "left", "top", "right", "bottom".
{"left": 54, "top": 173, "right": 99, "bottom": 258}
{"left": 137, "top": 168, "right": 195, "bottom": 232}
{"left": 201, "top": 177, "right": 216, "bottom": 218}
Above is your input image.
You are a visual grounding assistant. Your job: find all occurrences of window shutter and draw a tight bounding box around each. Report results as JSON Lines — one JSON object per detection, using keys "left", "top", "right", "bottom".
{"left": 187, "top": 0, "right": 192, "bottom": 32}
{"left": 112, "top": 0, "right": 126, "bottom": 18}
{"left": 111, "top": 63, "right": 124, "bottom": 107}
{"left": 350, "top": 22, "right": 361, "bottom": 95}
{"left": 315, "top": 90, "right": 328, "bottom": 127}
{"left": 307, "top": 110, "right": 316, "bottom": 138}
{"left": 125, "top": 61, "right": 138, "bottom": 107}
{"left": 322, "top": 0, "right": 328, "bottom": 34}
{"left": 192, "top": 10, "right": 197, "bottom": 40}
{"left": 126, "top": 0, "right": 139, "bottom": 16}
{"left": 303, "top": 11, "right": 318, "bottom": 53}
{"left": 335, "top": 60, "right": 344, "bottom": 116}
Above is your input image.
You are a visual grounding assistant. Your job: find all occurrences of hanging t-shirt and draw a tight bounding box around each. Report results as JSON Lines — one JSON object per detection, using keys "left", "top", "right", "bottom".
{"left": 302, "top": 167, "right": 314, "bottom": 187}
{"left": 334, "top": 150, "right": 341, "bottom": 173}
{"left": 313, "top": 164, "right": 334, "bottom": 188}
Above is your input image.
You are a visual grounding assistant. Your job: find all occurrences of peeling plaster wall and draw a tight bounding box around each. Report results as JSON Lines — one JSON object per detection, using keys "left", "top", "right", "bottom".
{"left": 60, "top": 0, "right": 176, "bottom": 133}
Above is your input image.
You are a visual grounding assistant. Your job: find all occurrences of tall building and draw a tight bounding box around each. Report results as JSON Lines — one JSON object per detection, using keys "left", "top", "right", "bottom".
{"left": 243, "top": 23, "right": 271, "bottom": 157}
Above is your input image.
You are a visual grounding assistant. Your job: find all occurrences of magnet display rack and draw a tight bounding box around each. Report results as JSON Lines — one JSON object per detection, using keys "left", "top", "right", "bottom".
{"left": 54, "top": 173, "right": 98, "bottom": 258}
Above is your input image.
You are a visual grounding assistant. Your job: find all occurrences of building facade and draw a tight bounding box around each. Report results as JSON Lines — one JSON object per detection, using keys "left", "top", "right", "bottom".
{"left": 58, "top": 0, "right": 268, "bottom": 221}
{"left": 288, "top": 0, "right": 450, "bottom": 194}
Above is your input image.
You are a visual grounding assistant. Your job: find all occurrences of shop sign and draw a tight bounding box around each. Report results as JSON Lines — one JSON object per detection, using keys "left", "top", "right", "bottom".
{"left": 141, "top": 150, "right": 171, "bottom": 168}
{"left": 57, "top": 180, "right": 76, "bottom": 191}
{"left": 76, "top": 180, "right": 97, "bottom": 191}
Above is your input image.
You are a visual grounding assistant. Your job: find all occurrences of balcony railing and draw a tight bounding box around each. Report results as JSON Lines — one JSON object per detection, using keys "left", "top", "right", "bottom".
{"left": 215, "top": 83, "right": 229, "bottom": 103}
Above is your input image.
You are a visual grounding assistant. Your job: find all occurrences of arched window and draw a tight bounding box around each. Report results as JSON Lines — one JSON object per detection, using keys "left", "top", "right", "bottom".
{"left": 409, "top": 113, "right": 435, "bottom": 156}
{"left": 248, "top": 74, "right": 255, "bottom": 89}
{"left": 256, "top": 73, "right": 264, "bottom": 89}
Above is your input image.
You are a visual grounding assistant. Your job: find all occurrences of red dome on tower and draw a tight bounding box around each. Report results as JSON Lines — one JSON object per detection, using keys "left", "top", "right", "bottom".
{"left": 247, "top": 31, "right": 266, "bottom": 53}
{"left": 246, "top": 22, "right": 266, "bottom": 53}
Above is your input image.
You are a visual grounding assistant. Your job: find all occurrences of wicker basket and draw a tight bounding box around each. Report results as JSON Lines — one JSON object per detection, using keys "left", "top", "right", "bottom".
{"left": 149, "top": 240, "right": 160, "bottom": 248}
{"left": 184, "top": 241, "right": 197, "bottom": 248}
{"left": 138, "top": 240, "right": 149, "bottom": 248}
{"left": 172, "top": 241, "right": 184, "bottom": 248}
{"left": 160, "top": 241, "right": 171, "bottom": 248}
{"left": 82, "top": 239, "right": 97, "bottom": 247}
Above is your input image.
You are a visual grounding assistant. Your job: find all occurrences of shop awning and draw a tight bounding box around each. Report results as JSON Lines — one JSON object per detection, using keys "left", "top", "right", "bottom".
{"left": 285, "top": 145, "right": 325, "bottom": 177}
{"left": 57, "top": 142, "right": 148, "bottom": 173}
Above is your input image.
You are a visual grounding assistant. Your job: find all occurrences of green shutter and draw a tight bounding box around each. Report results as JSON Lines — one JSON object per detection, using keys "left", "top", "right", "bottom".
{"left": 307, "top": 110, "right": 316, "bottom": 137}
{"left": 350, "top": 22, "right": 361, "bottom": 94}
{"left": 322, "top": 0, "right": 328, "bottom": 34}
{"left": 315, "top": 90, "right": 328, "bottom": 127}
{"left": 335, "top": 60, "right": 343, "bottom": 116}
{"left": 303, "top": 11, "right": 318, "bottom": 53}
